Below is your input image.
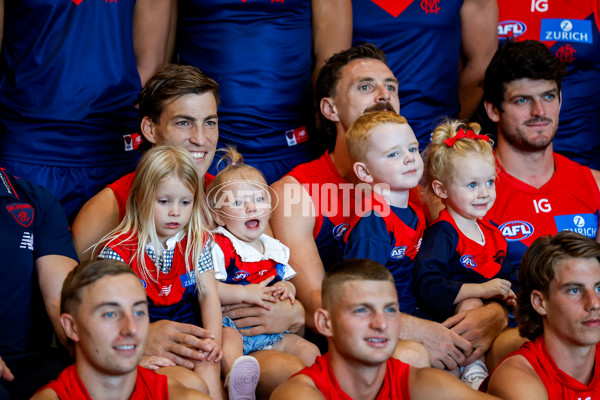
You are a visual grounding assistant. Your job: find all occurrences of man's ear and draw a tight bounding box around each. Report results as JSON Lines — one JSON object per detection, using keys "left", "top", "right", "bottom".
{"left": 353, "top": 162, "right": 373, "bottom": 184}
{"left": 484, "top": 101, "right": 501, "bottom": 124}
{"left": 431, "top": 180, "right": 448, "bottom": 199}
{"left": 320, "top": 97, "right": 340, "bottom": 123}
{"left": 60, "top": 313, "right": 80, "bottom": 343}
{"left": 531, "top": 290, "right": 547, "bottom": 316}
{"left": 140, "top": 116, "right": 157, "bottom": 144}
{"left": 314, "top": 308, "right": 333, "bottom": 338}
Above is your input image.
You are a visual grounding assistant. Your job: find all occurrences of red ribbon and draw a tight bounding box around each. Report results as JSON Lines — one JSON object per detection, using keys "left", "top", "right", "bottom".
{"left": 444, "top": 128, "right": 490, "bottom": 147}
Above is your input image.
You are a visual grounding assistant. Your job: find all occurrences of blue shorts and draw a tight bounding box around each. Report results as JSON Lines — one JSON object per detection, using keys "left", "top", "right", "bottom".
{"left": 223, "top": 316, "right": 286, "bottom": 355}
{"left": 0, "top": 159, "right": 137, "bottom": 224}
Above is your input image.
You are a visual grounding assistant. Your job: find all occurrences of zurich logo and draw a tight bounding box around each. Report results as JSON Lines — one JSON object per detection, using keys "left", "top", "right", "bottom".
{"left": 499, "top": 221, "right": 534, "bottom": 241}
{"left": 460, "top": 255, "right": 477, "bottom": 269}
{"left": 140, "top": 279, "right": 147, "bottom": 289}
{"left": 333, "top": 223, "right": 350, "bottom": 241}
{"left": 573, "top": 215, "right": 585, "bottom": 228}
{"left": 560, "top": 20, "right": 573, "bottom": 32}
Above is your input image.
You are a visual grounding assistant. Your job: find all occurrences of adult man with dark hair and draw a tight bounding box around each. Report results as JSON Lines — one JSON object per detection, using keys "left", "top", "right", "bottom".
{"left": 272, "top": 259, "right": 499, "bottom": 400}
{"left": 483, "top": 40, "right": 600, "bottom": 270}
{"left": 32, "top": 259, "right": 211, "bottom": 400}
{"left": 483, "top": 231, "right": 600, "bottom": 398}
{"left": 0, "top": 167, "right": 78, "bottom": 399}
{"left": 73, "top": 64, "right": 221, "bottom": 262}
{"left": 72, "top": 64, "right": 306, "bottom": 399}
{"left": 271, "top": 44, "right": 509, "bottom": 372}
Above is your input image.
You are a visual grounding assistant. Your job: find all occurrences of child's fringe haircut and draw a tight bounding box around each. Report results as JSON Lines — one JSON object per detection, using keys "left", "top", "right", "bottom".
{"left": 92, "top": 145, "right": 213, "bottom": 292}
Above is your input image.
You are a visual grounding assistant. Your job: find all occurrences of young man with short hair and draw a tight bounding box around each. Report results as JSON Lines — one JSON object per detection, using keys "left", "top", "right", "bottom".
{"left": 484, "top": 231, "right": 600, "bottom": 398}
{"left": 272, "top": 259, "right": 499, "bottom": 400}
{"left": 32, "top": 259, "right": 211, "bottom": 400}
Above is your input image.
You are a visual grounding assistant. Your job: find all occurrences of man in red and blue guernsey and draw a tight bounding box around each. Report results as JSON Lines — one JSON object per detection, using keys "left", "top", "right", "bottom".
{"left": 482, "top": 39, "right": 600, "bottom": 367}
{"left": 271, "top": 45, "right": 509, "bottom": 372}
{"left": 496, "top": 0, "right": 600, "bottom": 170}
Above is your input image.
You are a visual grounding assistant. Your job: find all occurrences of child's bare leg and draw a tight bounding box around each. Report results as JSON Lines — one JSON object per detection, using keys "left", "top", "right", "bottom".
{"left": 270, "top": 334, "right": 320, "bottom": 366}
{"left": 155, "top": 365, "right": 209, "bottom": 394}
{"left": 221, "top": 326, "right": 244, "bottom": 378}
{"left": 193, "top": 358, "right": 225, "bottom": 400}
{"left": 455, "top": 297, "right": 484, "bottom": 314}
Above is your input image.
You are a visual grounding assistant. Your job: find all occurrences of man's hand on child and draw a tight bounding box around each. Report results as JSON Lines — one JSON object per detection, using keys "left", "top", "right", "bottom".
{"left": 139, "top": 355, "right": 176, "bottom": 370}
{"left": 271, "top": 281, "right": 296, "bottom": 304}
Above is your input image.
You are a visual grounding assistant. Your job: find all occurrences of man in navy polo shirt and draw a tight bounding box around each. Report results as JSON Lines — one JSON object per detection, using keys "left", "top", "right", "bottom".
{"left": 0, "top": 167, "right": 78, "bottom": 399}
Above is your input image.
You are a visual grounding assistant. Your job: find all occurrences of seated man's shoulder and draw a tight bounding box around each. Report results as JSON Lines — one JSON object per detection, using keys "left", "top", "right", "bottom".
{"left": 167, "top": 377, "right": 212, "bottom": 400}
{"left": 270, "top": 373, "right": 325, "bottom": 400}
{"left": 30, "top": 388, "right": 60, "bottom": 400}
{"left": 487, "top": 354, "right": 546, "bottom": 399}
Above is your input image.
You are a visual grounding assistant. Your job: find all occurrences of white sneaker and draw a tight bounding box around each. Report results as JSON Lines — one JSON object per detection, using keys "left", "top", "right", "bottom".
{"left": 461, "top": 360, "right": 488, "bottom": 390}
{"left": 226, "top": 356, "right": 260, "bottom": 400}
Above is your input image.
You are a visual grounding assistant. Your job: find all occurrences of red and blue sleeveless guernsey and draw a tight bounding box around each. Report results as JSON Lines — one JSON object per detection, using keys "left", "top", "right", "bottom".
{"left": 481, "top": 336, "right": 600, "bottom": 398}
{"left": 352, "top": 0, "right": 463, "bottom": 150}
{"left": 414, "top": 209, "right": 517, "bottom": 322}
{"left": 296, "top": 353, "right": 411, "bottom": 400}
{"left": 286, "top": 152, "right": 355, "bottom": 269}
{"left": 41, "top": 365, "right": 169, "bottom": 400}
{"left": 343, "top": 191, "right": 426, "bottom": 314}
{"left": 104, "top": 233, "right": 203, "bottom": 326}
{"left": 211, "top": 226, "right": 295, "bottom": 285}
{"left": 108, "top": 171, "right": 214, "bottom": 222}
{"left": 0, "top": 0, "right": 140, "bottom": 167}
{"left": 496, "top": 0, "right": 600, "bottom": 169}
{"left": 487, "top": 153, "right": 600, "bottom": 270}
{"left": 176, "top": 0, "right": 313, "bottom": 167}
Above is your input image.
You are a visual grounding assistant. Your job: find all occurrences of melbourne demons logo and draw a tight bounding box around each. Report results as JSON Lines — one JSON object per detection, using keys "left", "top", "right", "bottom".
{"left": 421, "top": 0, "right": 440, "bottom": 14}
{"left": 493, "top": 250, "right": 506, "bottom": 265}
{"left": 7, "top": 203, "right": 34, "bottom": 227}
{"left": 233, "top": 270, "right": 250, "bottom": 282}
{"left": 333, "top": 223, "right": 350, "bottom": 241}
{"left": 460, "top": 255, "right": 476, "bottom": 269}
{"left": 499, "top": 221, "right": 534, "bottom": 241}
{"left": 556, "top": 44, "right": 576, "bottom": 63}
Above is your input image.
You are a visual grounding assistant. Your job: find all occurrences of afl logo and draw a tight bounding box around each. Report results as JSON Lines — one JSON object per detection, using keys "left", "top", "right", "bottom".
{"left": 573, "top": 215, "right": 585, "bottom": 228}
{"left": 233, "top": 271, "right": 249, "bottom": 281}
{"left": 333, "top": 223, "right": 350, "bottom": 241}
{"left": 498, "top": 20, "right": 527, "bottom": 39}
{"left": 390, "top": 246, "right": 407, "bottom": 259}
{"left": 460, "top": 255, "right": 477, "bottom": 269}
{"left": 499, "top": 221, "right": 534, "bottom": 241}
{"left": 140, "top": 279, "right": 147, "bottom": 289}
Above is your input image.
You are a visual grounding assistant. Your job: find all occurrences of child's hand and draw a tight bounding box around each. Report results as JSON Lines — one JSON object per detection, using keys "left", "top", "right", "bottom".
{"left": 242, "top": 276, "right": 278, "bottom": 310}
{"left": 198, "top": 338, "right": 223, "bottom": 363}
{"left": 271, "top": 281, "right": 296, "bottom": 304}
{"left": 502, "top": 289, "right": 517, "bottom": 306}
{"left": 479, "top": 278, "right": 512, "bottom": 299}
{"left": 139, "top": 355, "right": 176, "bottom": 370}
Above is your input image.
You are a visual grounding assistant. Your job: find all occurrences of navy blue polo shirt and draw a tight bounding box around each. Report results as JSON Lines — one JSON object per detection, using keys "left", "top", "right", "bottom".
{"left": 0, "top": 168, "right": 77, "bottom": 356}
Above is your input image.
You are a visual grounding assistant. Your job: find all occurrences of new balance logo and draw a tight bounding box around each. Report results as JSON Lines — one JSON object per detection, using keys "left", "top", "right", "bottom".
{"left": 20, "top": 232, "right": 33, "bottom": 250}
